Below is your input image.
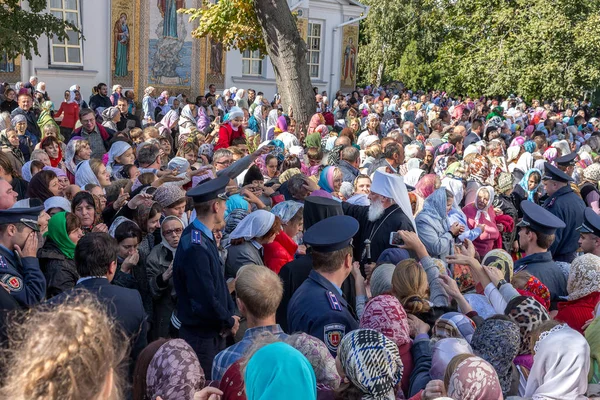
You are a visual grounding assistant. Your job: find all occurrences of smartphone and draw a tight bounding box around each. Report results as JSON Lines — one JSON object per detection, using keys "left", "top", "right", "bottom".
{"left": 389, "top": 232, "right": 404, "bottom": 246}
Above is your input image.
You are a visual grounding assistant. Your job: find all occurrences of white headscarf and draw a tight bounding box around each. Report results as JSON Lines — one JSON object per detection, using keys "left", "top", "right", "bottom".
{"left": 473, "top": 186, "right": 495, "bottom": 224}
{"left": 552, "top": 139, "right": 571, "bottom": 157}
{"left": 515, "top": 152, "right": 533, "bottom": 173}
{"left": 525, "top": 324, "right": 589, "bottom": 400}
{"left": 441, "top": 176, "right": 464, "bottom": 207}
{"left": 107, "top": 141, "right": 131, "bottom": 175}
{"left": 266, "top": 109, "right": 279, "bottom": 132}
{"left": 75, "top": 160, "right": 100, "bottom": 189}
{"left": 160, "top": 215, "right": 184, "bottom": 254}
{"left": 108, "top": 216, "right": 137, "bottom": 238}
{"left": 404, "top": 168, "right": 425, "bottom": 188}
{"left": 229, "top": 209, "right": 276, "bottom": 241}
{"left": 178, "top": 104, "right": 197, "bottom": 134}
{"left": 370, "top": 170, "right": 417, "bottom": 232}
{"left": 21, "top": 161, "right": 34, "bottom": 182}
{"left": 44, "top": 196, "right": 72, "bottom": 213}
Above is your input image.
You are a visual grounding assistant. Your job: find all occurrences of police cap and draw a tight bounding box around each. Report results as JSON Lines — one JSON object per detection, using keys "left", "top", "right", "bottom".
{"left": 186, "top": 175, "right": 229, "bottom": 204}
{"left": 577, "top": 207, "right": 600, "bottom": 238}
{"left": 304, "top": 215, "right": 359, "bottom": 253}
{"left": 517, "top": 200, "right": 566, "bottom": 235}
{"left": 0, "top": 205, "right": 44, "bottom": 231}
{"left": 542, "top": 162, "right": 573, "bottom": 183}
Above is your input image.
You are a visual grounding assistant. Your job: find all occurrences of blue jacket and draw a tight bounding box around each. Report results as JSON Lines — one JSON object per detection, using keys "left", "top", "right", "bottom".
{"left": 543, "top": 185, "right": 586, "bottom": 258}
{"left": 287, "top": 269, "right": 358, "bottom": 357}
{"left": 173, "top": 220, "right": 235, "bottom": 332}
{"left": 0, "top": 245, "right": 45, "bottom": 306}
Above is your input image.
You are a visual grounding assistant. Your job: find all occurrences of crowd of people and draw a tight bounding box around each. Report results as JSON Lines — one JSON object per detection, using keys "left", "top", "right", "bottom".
{"left": 0, "top": 76, "right": 600, "bottom": 399}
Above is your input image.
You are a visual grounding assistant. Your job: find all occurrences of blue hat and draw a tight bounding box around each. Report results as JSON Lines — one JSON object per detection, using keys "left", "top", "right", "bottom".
{"left": 555, "top": 152, "right": 577, "bottom": 167}
{"left": 517, "top": 201, "right": 566, "bottom": 235}
{"left": 578, "top": 208, "right": 600, "bottom": 237}
{"left": 0, "top": 205, "right": 44, "bottom": 231}
{"left": 304, "top": 215, "right": 359, "bottom": 253}
{"left": 186, "top": 175, "right": 229, "bottom": 204}
{"left": 542, "top": 162, "right": 573, "bottom": 183}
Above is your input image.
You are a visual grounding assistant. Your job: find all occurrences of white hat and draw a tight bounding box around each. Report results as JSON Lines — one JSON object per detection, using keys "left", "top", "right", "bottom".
{"left": 370, "top": 170, "right": 416, "bottom": 231}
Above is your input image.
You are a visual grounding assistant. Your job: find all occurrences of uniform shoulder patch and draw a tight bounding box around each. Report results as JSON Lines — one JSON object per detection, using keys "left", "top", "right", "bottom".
{"left": 1, "top": 274, "right": 22, "bottom": 292}
{"left": 191, "top": 229, "right": 203, "bottom": 245}
{"left": 324, "top": 323, "right": 345, "bottom": 353}
{"left": 326, "top": 291, "right": 342, "bottom": 311}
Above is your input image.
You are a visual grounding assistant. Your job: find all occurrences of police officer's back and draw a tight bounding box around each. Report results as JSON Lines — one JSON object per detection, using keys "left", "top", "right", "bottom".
{"left": 0, "top": 205, "right": 46, "bottom": 306}
{"left": 287, "top": 215, "right": 360, "bottom": 357}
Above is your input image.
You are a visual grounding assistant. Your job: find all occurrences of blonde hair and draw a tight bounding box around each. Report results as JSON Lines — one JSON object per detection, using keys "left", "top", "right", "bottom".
{"left": 0, "top": 293, "right": 128, "bottom": 399}
{"left": 392, "top": 259, "right": 431, "bottom": 314}
{"left": 235, "top": 264, "right": 283, "bottom": 319}
{"left": 75, "top": 139, "right": 90, "bottom": 155}
{"left": 129, "top": 128, "right": 143, "bottom": 141}
{"left": 365, "top": 143, "right": 381, "bottom": 159}
{"left": 142, "top": 126, "right": 159, "bottom": 140}
{"left": 89, "top": 158, "right": 104, "bottom": 177}
{"left": 511, "top": 270, "right": 532, "bottom": 290}
{"left": 42, "top": 124, "right": 59, "bottom": 138}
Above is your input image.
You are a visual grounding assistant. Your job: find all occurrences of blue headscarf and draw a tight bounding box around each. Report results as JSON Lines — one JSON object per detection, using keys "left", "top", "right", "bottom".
{"left": 518, "top": 168, "right": 542, "bottom": 202}
{"left": 225, "top": 194, "right": 249, "bottom": 218}
{"left": 523, "top": 140, "right": 536, "bottom": 154}
{"left": 317, "top": 166, "right": 335, "bottom": 193}
{"left": 416, "top": 187, "right": 450, "bottom": 231}
{"left": 245, "top": 342, "right": 317, "bottom": 400}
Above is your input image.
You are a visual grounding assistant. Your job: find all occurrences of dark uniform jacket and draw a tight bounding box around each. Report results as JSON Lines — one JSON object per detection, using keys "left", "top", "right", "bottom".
{"left": 277, "top": 253, "right": 356, "bottom": 333}
{"left": 0, "top": 244, "right": 45, "bottom": 306}
{"left": 514, "top": 251, "right": 567, "bottom": 303}
{"left": 543, "top": 185, "right": 586, "bottom": 261}
{"left": 37, "top": 237, "right": 78, "bottom": 299}
{"left": 173, "top": 219, "right": 235, "bottom": 332}
{"left": 287, "top": 270, "right": 358, "bottom": 357}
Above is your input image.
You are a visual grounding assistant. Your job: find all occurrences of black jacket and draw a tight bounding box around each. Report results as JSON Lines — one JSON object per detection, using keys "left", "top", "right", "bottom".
{"left": 89, "top": 94, "right": 112, "bottom": 111}
{"left": 37, "top": 238, "right": 78, "bottom": 299}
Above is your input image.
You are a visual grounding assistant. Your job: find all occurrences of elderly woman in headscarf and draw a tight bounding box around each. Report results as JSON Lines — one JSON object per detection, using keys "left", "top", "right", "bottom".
{"left": 464, "top": 154, "right": 491, "bottom": 205}
{"left": 337, "top": 329, "right": 404, "bottom": 399}
{"left": 146, "top": 216, "right": 184, "bottom": 340}
{"left": 525, "top": 323, "right": 590, "bottom": 400}
{"left": 12, "top": 113, "right": 35, "bottom": 160}
{"left": 133, "top": 338, "right": 209, "bottom": 400}
{"left": 263, "top": 201, "right": 303, "bottom": 274}
{"left": 155, "top": 109, "right": 179, "bottom": 139}
{"left": 360, "top": 294, "right": 414, "bottom": 395}
{"left": 0, "top": 128, "right": 25, "bottom": 170}
{"left": 307, "top": 113, "right": 325, "bottom": 136}
{"left": 177, "top": 104, "right": 198, "bottom": 138}
{"left": 357, "top": 113, "right": 380, "bottom": 149}
{"left": 224, "top": 210, "right": 282, "bottom": 279}
{"left": 415, "top": 188, "right": 461, "bottom": 261}
{"left": 462, "top": 186, "right": 501, "bottom": 257}
{"left": 37, "top": 100, "right": 60, "bottom": 138}
{"left": 470, "top": 319, "right": 521, "bottom": 397}
{"left": 99, "top": 106, "right": 120, "bottom": 132}
{"left": 64, "top": 137, "right": 90, "bottom": 183}
{"left": 142, "top": 86, "right": 157, "bottom": 125}
{"left": 553, "top": 253, "right": 600, "bottom": 333}
{"left": 429, "top": 337, "right": 472, "bottom": 381}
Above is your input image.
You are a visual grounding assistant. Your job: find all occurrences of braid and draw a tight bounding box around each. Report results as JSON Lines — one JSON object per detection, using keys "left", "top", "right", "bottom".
{"left": 0, "top": 293, "right": 128, "bottom": 400}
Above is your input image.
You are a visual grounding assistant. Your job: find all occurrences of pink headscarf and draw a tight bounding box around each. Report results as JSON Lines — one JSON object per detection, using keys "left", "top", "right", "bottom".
{"left": 307, "top": 113, "right": 325, "bottom": 134}
{"left": 447, "top": 356, "right": 503, "bottom": 400}
{"left": 414, "top": 174, "right": 439, "bottom": 199}
{"left": 360, "top": 294, "right": 412, "bottom": 349}
{"left": 543, "top": 147, "right": 558, "bottom": 163}
{"left": 315, "top": 124, "right": 329, "bottom": 139}
{"left": 510, "top": 136, "right": 525, "bottom": 148}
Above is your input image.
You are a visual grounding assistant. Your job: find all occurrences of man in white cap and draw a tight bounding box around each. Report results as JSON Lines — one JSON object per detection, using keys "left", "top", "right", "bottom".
{"left": 342, "top": 170, "right": 415, "bottom": 274}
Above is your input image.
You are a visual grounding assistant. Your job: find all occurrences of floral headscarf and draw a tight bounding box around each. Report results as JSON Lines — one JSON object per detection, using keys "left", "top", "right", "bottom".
{"left": 482, "top": 248, "right": 514, "bottom": 282}
{"left": 360, "top": 295, "right": 412, "bottom": 350}
{"left": 516, "top": 275, "right": 551, "bottom": 311}
{"left": 271, "top": 201, "right": 303, "bottom": 224}
{"left": 338, "top": 329, "right": 403, "bottom": 400}
{"left": 505, "top": 296, "right": 550, "bottom": 354}
{"left": 434, "top": 143, "right": 456, "bottom": 158}
{"left": 414, "top": 174, "right": 439, "bottom": 199}
{"left": 543, "top": 147, "right": 558, "bottom": 163}
{"left": 523, "top": 140, "right": 536, "bottom": 153}
{"left": 447, "top": 356, "right": 503, "bottom": 400}
{"left": 468, "top": 155, "right": 490, "bottom": 184}
{"left": 146, "top": 339, "right": 205, "bottom": 400}
{"left": 567, "top": 253, "right": 600, "bottom": 301}
{"left": 471, "top": 319, "right": 521, "bottom": 396}
{"left": 286, "top": 333, "right": 341, "bottom": 390}
{"left": 518, "top": 168, "right": 542, "bottom": 202}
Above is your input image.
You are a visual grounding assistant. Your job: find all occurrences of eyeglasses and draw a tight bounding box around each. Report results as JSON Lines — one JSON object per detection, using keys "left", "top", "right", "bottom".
{"left": 215, "top": 159, "right": 232, "bottom": 166}
{"left": 163, "top": 227, "right": 183, "bottom": 236}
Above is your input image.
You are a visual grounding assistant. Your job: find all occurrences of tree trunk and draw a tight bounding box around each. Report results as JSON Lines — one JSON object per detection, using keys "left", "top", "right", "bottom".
{"left": 253, "top": 0, "right": 315, "bottom": 133}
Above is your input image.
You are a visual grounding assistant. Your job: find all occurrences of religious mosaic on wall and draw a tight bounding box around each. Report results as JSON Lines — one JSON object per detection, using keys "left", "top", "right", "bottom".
{"left": 340, "top": 24, "right": 359, "bottom": 91}
{"left": 111, "top": 0, "right": 135, "bottom": 88}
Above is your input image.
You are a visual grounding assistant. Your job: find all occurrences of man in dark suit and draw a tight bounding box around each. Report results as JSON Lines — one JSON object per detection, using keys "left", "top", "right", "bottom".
{"left": 51, "top": 233, "right": 147, "bottom": 364}
{"left": 464, "top": 119, "right": 483, "bottom": 148}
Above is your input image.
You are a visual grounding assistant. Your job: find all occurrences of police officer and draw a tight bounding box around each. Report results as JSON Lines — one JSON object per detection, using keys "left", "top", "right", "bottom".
{"left": 514, "top": 201, "right": 567, "bottom": 305}
{"left": 287, "top": 215, "right": 360, "bottom": 357}
{"left": 578, "top": 208, "right": 600, "bottom": 257}
{"left": 0, "top": 205, "right": 45, "bottom": 306}
{"left": 172, "top": 175, "right": 239, "bottom": 380}
{"left": 555, "top": 152, "right": 581, "bottom": 193}
{"left": 542, "top": 162, "right": 586, "bottom": 263}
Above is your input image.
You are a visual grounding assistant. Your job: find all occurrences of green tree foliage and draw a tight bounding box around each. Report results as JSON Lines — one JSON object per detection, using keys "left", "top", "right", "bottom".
{"left": 359, "top": 0, "right": 600, "bottom": 99}
{"left": 0, "top": 0, "right": 79, "bottom": 60}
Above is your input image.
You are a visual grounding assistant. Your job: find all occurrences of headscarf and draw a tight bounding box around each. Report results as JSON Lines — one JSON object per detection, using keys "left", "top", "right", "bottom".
{"left": 369, "top": 264, "right": 395, "bottom": 298}
{"left": 481, "top": 248, "right": 514, "bottom": 282}
{"left": 518, "top": 168, "right": 542, "bottom": 202}
{"left": 473, "top": 186, "right": 495, "bottom": 224}
{"left": 45, "top": 211, "right": 76, "bottom": 259}
{"left": 567, "top": 253, "right": 600, "bottom": 301}
{"left": 11, "top": 114, "right": 26, "bottom": 126}
{"left": 101, "top": 106, "right": 120, "bottom": 122}
{"left": 225, "top": 194, "right": 249, "bottom": 219}
{"left": 108, "top": 216, "right": 136, "bottom": 238}
{"left": 65, "top": 137, "right": 83, "bottom": 175}
{"left": 44, "top": 196, "right": 71, "bottom": 213}
{"left": 523, "top": 140, "right": 536, "bottom": 153}
{"left": 74, "top": 160, "right": 100, "bottom": 188}
{"left": 133, "top": 200, "right": 158, "bottom": 235}
{"left": 360, "top": 294, "right": 412, "bottom": 351}
{"left": 468, "top": 155, "right": 490, "bottom": 184}
{"left": 495, "top": 171, "right": 513, "bottom": 194}
{"left": 286, "top": 333, "right": 341, "bottom": 391}
{"left": 160, "top": 216, "right": 184, "bottom": 254}
{"left": 510, "top": 136, "right": 525, "bottom": 148}
{"left": 275, "top": 115, "right": 288, "bottom": 133}
{"left": 224, "top": 208, "right": 250, "bottom": 237}
{"left": 338, "top": 329, "right": 403, "bottom": 400}
{"left": 435, "top": 143, "right": 456, "bottom": 158}
{"left": 417, "top": 187, "right": 450, "bottom": 231}
{"left": 178, "top": 104, "right": 197, "bottom": 133}
{"left": 305, "top": 132, "right": 322, "bottom": 149}
{"left": 514, "top": 152, "right": 534, "bottom": 174}
{"left": 447, "top": 356, "right": 503, "bottom": 400}
{"left": 0, "top": 129, "right": 24, "bottom": 163}
{"left": 434, "top": 155, "right": 452, "bottom": 177}
{"left": 516, "top": 275, "right": 551, "bottom": 311}
{"left": 318, "top": 166, "right": 336, "bottom": 193}
{"left": 153, "top": 185, "right": 185, "bottom": 209}
{"left": 429, "top": 338, "right": 472, "bottom": 380}
{"left": 543, "top": 147, "right": 558, "bottom": 163}
{"left": 506, "top": 146, "right": 521, "bottom": 163}
{"left": 158, "top": 109, "right": 179, "bottom": 136}
{"left": 271, "top": 201, "right": 303, "bottom": 224}
{"left": 40, "top": 136, "right": 63, "bottom": 168}
{"left": 308, "top": 113, "right": 325, "bottom": 135}
{"left": 552, "top": 139, "right": 571, "bottom": 157}
{"left": 245, "top": 342, "right": 317, "bottom": 400}
{"left": 144, "top": 86, "right": 155, "bottom": 96}
{"left": 404, "top": 168, "right": 425, "bottom": 188}
{"left": 441, "top": 176, "right": 464, "bottom": 208}
{"left": 21, "top": 161, "right": 34, "bottom": 182}
{"left": 584, "top": 163, "right": 600, "bottom": 183}
{"left": 106, "top": 141, "right": 131, "bottom": 175}
{"left": 471, "top": 319, "right": 521, "bottom": 396}
{"left": 505, "top": 296, "right": 551, "bottom": 354}
{"left": 414, "top": 174, "right": 438, "bottom": 199}
{"left": 526, "top": 324, "right": 589, "bottom": 400}
{"left": 228, "top": 209, "right": 275, "bottom": 241}
{"left": 146, "top": 339, "right": 205, "bottom": 400}
{"left": 376, "top": 248, "right": 410, "bottom": 265}
{"left": 432, "top": 312, "right": 477, "bottom": 344}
